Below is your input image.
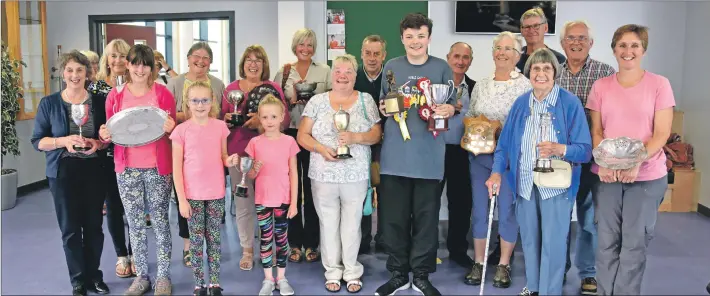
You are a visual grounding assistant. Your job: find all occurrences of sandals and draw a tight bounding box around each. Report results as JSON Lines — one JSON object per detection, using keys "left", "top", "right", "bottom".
{"left": 346, "top": 279, "right": 363, "bottom": 293}
{"left": 288, "top": 248, "right": 303, "bottom": 263}
{"left": 115, "top": 256, "right": 133, "bottom": 278}
{"left": 240, "top": 248, "right": 254, "bottom": 271}
{"left": 183, "top": 250, "right": 192, "bottom": 267}
{"left": 304, "top": 248, "right": 320, "bottom": 262}
{"left": 324, "top": 280, "right": 341, "bottom": 293}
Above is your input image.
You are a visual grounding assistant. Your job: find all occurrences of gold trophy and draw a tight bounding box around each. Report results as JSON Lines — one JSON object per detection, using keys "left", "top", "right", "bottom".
{"left": 333, "top": 105, "right": 352, "bottom": 159}
{"left": 383, "top": 70, "right": 405, "bottom": 115}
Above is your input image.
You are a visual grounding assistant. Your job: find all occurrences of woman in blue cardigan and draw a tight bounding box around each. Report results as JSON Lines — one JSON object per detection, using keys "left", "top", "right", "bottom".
{"left": 485, "top": 48, "right": 592, "bottom": 296}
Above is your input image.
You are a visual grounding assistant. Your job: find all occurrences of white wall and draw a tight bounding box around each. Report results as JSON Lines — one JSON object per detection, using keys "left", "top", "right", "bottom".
{"left": 680, "top": 2, "right": 710, "bottom": 207}
{"left": 2, "top": 120, "right": 48, "bottom": 187}
{"left": 429, "top": 1, "right": 686, "bottom": 100}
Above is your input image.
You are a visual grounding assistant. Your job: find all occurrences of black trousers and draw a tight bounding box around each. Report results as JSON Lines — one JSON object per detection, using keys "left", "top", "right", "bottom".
{"left": 437, "top": 144, "right": 473, "bottom": 257}
{"left": 380, "top": 174, "right": 441, "bottom": 275}
{"left": 48, "top": 157, "right": 105, "bottom": 287}
{"left": 565, "top": 162, "right": 596, "bottom": 273}
{"left": 285, "top": 128, "right": 320, "bottom": 249}
{"left": 103, "top": 158, "right": 132, "bottom": 257}
{"left": 361, "top": 143, "right": 383, "bottom": 248}
{"left": 174, "top": 187, "right": 190, "bottom": 239}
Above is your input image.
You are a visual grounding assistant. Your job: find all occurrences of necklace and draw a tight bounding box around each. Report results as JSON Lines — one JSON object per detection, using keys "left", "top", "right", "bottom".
{"left": 62, "top": 89, "right": 88, "bottom": 105}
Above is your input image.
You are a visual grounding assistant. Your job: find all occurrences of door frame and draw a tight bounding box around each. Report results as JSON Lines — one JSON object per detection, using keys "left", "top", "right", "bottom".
{"left": 88, "top": 11, "right": 236, "bottom": 81}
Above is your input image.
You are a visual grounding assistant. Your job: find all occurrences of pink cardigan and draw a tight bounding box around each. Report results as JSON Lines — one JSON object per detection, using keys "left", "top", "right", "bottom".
{"left": 105, "top": 83, "right": 177, "bottom": 175}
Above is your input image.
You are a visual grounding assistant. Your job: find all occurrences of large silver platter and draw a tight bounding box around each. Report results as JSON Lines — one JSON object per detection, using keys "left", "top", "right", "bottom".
{"left": 593, "top": 136, "right": 647, "bottom": 170}
{"left": 106, "top": 106, "right": 168, "bottom": 147}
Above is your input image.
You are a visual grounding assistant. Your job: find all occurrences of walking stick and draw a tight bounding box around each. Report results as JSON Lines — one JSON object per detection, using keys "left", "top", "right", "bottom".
{"left": 479, "top": 184, "right": 498, "bottom": 296}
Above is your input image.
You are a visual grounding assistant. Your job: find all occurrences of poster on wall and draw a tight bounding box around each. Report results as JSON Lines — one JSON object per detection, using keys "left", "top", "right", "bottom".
{"left": 326, "top": 9, "right": 346, "bottom": 60}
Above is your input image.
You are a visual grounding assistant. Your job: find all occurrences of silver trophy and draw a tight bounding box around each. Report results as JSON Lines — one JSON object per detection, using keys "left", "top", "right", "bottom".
{"left": 333, "top": 105, "right": 352, "bottom": 159}
{"left": 71, "top": 104, "right": 90, "bottom": 152}
{"left": 533, "top": 112, "right": 554, "bottom": 173}
{"left": 427, "top": 80, "right": 455, "bottom": 131}
{"left": 226, "top": 90, "right": 246, "bottom": 126}
{"left": 116, "top": 75, "right": 125, "bottom": 86}
{"left": 593, "top": 137, "right": 647, "bottom": 170}
{"left": 235, "top": 156, "right": 254, "bottom": 198}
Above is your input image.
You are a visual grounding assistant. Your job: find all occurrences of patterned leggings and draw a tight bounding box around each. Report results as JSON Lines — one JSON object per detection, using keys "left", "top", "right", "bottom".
{"left": 116, "top": 168, "right": 172, "bottom": 279}
{"left": 257, "top": 204, "right": 290, "bottom": 268}
{"left": 187, "top": 199, "right": 225, "bottom": 287}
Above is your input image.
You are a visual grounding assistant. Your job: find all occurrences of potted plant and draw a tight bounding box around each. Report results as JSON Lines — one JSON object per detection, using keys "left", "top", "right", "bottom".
{"left": 1, "top": 42, "right": 25, "bottom": 210}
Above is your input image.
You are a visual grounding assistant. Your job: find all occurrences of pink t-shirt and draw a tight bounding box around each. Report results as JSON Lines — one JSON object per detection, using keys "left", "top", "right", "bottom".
{"left": 586, "top": 72, "right": 675, "bottom": 181}
{"left": 121, "top": 85, "right": 160, "bottom": 169}
{"left": 244, "top": 134, "right": 300, "bottom": 207}
{"left": 170, "top": 118, "right": 230, "bottom": 200}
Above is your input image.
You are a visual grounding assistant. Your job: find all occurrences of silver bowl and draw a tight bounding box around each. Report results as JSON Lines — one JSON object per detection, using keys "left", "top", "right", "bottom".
{"left": 592, "top": 136, "right": 647, "bottom": 169}
{"left": 294, "top": 81, "right": 317, "bottom": 92}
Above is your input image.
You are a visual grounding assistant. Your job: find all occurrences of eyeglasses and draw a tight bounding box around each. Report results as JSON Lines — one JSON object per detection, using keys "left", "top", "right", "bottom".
{"left": 189, "top": 98, "right": 212, "bottom": 105}
{"left": 245, "top": 58, "right": 263, "bottom": 65}
{"left": 190, "top": 54, "right": 211, "bottom": 62}
{"left": 564, "top": 36, "right": 590, "bottom": 44}
{"left": 521, "top": 23, "right": 546, "bottom": 31}
{"left": 493, "top": 46, "right": 519, "bottom": 54}
{"left": 530, "top": 64, "right": 555, "bottom": 74}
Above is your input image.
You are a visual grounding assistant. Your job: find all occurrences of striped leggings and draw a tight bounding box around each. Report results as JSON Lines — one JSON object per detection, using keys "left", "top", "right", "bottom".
{"left": 256, "top": 204, "right": 289, "bottom": 268}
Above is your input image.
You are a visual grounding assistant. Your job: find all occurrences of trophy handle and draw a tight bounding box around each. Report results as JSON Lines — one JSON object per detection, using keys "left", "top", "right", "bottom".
{"left": 447, "top": 80, "right": 456, "bottom": 102}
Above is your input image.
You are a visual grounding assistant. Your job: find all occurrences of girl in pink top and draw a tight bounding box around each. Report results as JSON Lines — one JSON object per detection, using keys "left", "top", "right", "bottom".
{"left": 98, "top": 45, "right": 176, "bottom": 295}
{"left": 171, "top": 82, "right": 239, "bottom": 296}
{"left": 587, "top": 25, "right": 675, "bottom": 296}
{"left": 244, "top": 95, "right": 299, "bottom": 296}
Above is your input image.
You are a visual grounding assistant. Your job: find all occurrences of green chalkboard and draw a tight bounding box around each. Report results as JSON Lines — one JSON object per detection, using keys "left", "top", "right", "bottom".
{"left": 326, "top": 1, "right": 428, "bottom": 67}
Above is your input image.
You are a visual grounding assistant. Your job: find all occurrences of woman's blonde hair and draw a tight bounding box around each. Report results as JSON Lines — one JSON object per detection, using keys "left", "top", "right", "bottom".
{"left": 291, "top": 28, "right": 317, "bottom": 55}
{"left": 182, "top": 81, "right": 220, "bottom": 119}
{"left": 80, "top": 50, "right": 99, "bottom": 64}
{"left": 258, "top": 94, "right": 285, "bottom": 115}
{"left": 96, "top": 39, "right": 130, "bottom": 81}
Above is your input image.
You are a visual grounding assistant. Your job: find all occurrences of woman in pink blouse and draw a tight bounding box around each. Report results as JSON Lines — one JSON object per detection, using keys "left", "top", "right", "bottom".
{"left": 221, "top": 45, "right": 289, "bottom": 271}
{"left": 99, "top": 45, "right": 177, "bottom": 295}
{"left": 587, "top": 24, "right": 674, "bottom": 296}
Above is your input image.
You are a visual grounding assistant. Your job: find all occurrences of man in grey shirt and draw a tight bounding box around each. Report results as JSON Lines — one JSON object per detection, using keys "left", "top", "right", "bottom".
{"left": 375, "top": 13, "right": 455, "bottom": 296}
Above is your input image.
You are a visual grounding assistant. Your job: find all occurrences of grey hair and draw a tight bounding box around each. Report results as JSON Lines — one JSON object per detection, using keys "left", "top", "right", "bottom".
{"left": 291, "top": 28, "right": 317, "bottom": 55}
{"left": 560, "top": 20, "right": 594, "bottom": 44}
{"left": 187, "top": 42, "right": 213, "bottom": 61}
{"left": 492, "top": 32, "right": 523, "bottom": 54}
{"left": 520, "top": 7, "right": 547, "bottom": 24}
{"left": 333, "top": 54, "right": 358, "bottom": 73}
{"left": 524, "top": 48, "right": 561, "bottom": 79}
{"left": 449, "top": 41, "right": 473, "bottom": 56}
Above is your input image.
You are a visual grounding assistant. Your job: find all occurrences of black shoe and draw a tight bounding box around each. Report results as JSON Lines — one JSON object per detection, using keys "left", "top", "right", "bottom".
{"left": 706, "top": 281, "right": 710, "bottom": 294}
{"left": 88, "top": 281, "right": 110, "bottom": 294}
{"left": 193, "top": 286, "right": 208, "bottom": 296}
{"left": 493, "top": 264, "right": 512, "bottom": 288}
{"left": 72, "top": 285, "right": 87, "bottom": 296}
{"left": 450, "top": 253, "right": 474, "bottom": 268}
{"left": 359, "top": 243, "right": 371, "bottom": 255}
{"left": 464, "top": 262, "right": 483, "bottom": 286}
{"left": 581, "top": 277, "right": 597, "bottom": 295}
{"left": 375, "top": 271, "right": 410, "bottom": 296}
{"left": 374, "top": 242, "right": 386, "bottom": 254}
{"left": 209, "top": 286, "right": 223, "bottom": 296}
{"left": 519, "top": 287, "right": 539, "bottom": 296}
{"left": 412, "top": 276, "right": 441, "bottom": 296}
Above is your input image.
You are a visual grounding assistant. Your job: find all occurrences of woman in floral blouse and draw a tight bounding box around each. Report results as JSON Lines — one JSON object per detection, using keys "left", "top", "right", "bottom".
{"left": 463, "top": 31, "right": 532, "bottom": 289}
{"left": 297, "top": 54, "right": 381, "bottom": 293}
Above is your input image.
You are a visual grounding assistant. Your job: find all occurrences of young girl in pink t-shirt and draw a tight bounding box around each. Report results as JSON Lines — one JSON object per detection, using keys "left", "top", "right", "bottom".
{"left": 171, "top": 81, "right": 239, "bottom": 296}
{"left": 244, "top": 94, "right": 299, "bottom": 296}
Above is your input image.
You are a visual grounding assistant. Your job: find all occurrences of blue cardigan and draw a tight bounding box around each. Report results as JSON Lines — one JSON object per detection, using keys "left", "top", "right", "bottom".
{"left": 492, "top": 86, "right": 592, "bottom": 200}
{"left": 30, "top": 91, "right": 107, "bottom": 178}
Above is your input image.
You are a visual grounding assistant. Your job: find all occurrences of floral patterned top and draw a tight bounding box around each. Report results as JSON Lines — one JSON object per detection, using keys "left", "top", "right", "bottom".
{"left": 88, "top": 80, "right": 112, "bottom": 98}
{"left": 302, "top": 91, "right": 380, "bottom": 183}
{"left": 465, "top": 72, "right": 532, "bottom": 125}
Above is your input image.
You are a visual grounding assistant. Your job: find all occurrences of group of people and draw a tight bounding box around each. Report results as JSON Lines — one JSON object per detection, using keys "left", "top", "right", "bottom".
{"left": 30, "top": 8, "right": 674, "bottom": 296}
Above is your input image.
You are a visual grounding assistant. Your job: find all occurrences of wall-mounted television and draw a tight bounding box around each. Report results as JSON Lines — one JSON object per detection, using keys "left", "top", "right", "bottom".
{"left": 455, "top": 1, "right": 557, "bottom": 35}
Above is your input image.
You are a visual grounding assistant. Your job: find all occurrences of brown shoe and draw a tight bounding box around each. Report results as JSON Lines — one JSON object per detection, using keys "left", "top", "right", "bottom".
{"left": 581, "top": 277, "right": 597, "bottom": 295}
{"left": 115, "top": 257, "right": 133, "bottom": 278}
{"left": 153, "top": 277, "right": 172, "bottom": 295}
{"left": 493, "top": 264, "right": 512, "bottom": 288}
{"left": 124, "top": 276, "right": 150, "bottom": 296}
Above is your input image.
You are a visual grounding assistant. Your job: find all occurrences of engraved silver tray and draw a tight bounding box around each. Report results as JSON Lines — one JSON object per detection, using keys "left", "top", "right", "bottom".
{"left": 593, "top": 136, "right": 647, "bottom": 170}
{"left": 106, "top": 106, "right": 168, "bottom": 147}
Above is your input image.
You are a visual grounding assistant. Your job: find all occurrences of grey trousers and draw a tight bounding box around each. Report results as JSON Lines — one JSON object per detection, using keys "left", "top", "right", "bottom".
{"left": 228, "top": 166, "right": 256, "bottom": 249}
{"left": 593, "top": 175, "right": 667, "bottom": 295}
{"left": 311, "top": 179, "right": 368, "bottom": 282}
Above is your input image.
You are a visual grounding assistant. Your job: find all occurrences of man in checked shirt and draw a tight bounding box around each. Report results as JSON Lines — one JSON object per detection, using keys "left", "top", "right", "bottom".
{"left": 557, "top": 20, "right": 615, "bottom": 296}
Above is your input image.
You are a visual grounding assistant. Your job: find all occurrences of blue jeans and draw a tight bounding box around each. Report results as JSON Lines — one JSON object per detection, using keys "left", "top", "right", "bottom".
{"left": 566, "top": 163, "right": 597, "bottom": 279}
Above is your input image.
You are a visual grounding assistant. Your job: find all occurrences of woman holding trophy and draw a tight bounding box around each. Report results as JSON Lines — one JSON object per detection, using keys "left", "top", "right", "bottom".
{"left": 485, "top": 48, "right": 592, "bottom": 296}
{"left": 31, "top": 50, "right": 110, "bottom": 296}
{"left": 98, "top": 44, "right": 177, "bottom": 295}
{"left": 462, "top": 31, "right": 531, "bottom": 289}
{"left": 221, "top": 45, "right": 289, "bottom": 271}
{"left": 587, "top": 24, "right": 675, "bottom": 296}
{"left": 297, "top": 54, "right": 381, "bottom": 293}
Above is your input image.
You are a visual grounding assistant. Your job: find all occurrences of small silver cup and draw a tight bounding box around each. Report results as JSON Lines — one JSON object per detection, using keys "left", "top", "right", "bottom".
{"left": 333, "top": 106, "right": 352, "bottom": 159}
{"left": 226, "top": 90, "right": 245, "bottom": 126}
{"left": 533, "top": 112, "right": 555, "bottom": 173}
{"left": 235, "top": 156, "right": 254, "bottom": 198}
{"left": 71, "top": 104, "right": 90, "bottom": 152}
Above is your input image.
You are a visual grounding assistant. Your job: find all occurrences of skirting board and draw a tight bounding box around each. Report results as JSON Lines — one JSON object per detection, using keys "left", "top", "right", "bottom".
{"left": 17, "top": 179, "right": 48, "bottom": 197}
{"left": 698, "top": 203, "right": 710, "bottom": 218}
